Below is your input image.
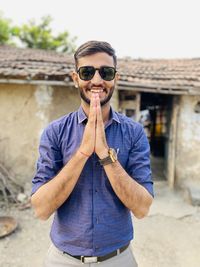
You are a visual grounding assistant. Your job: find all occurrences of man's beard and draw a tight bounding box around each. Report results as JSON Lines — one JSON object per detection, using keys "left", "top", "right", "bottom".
{"left": 79, "top": 86, "right": 115, "bottom": 106}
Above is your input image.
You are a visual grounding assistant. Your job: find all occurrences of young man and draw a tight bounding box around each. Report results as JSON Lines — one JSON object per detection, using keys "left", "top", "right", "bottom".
{"left": 31, "top": 41, "right": 154, "bottom": 267}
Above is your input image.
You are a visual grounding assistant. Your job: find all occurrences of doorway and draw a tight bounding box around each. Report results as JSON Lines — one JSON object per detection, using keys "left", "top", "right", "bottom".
{"left": 118, "top": 90, "right": 176, "bottom": 184}
{"left": 139, "top": 93, "right": 173, "bottom": 181}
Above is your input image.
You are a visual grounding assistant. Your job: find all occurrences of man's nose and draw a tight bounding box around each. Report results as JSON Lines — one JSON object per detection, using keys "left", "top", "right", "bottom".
{"left": 91, "top": 70, "right": 103, "bottom": 84}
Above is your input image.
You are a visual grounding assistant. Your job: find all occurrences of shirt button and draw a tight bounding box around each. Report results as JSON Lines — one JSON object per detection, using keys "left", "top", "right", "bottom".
{"left": 95, "top": 189, "right": 98, "bottom": 193}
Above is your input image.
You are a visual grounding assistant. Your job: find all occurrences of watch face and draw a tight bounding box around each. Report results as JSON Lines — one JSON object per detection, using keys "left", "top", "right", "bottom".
{"left": 109, "top": 148, "right": 118, "bottom": 161}
{"left": 99, "top": 148, "right": 118, "bottom": 165}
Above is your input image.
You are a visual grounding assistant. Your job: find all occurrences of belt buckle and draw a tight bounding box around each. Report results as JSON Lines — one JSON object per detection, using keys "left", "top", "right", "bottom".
{"left": 81, "top": 256, "right": 98, "bottom": 264}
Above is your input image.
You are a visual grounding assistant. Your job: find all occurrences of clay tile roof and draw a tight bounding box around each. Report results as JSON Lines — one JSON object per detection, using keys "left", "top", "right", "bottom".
{"left": 0, "top": 45, "right": 200, "bottom": 94}
{"left": 0, "top": 45, "right": 74, "bottom": 81}
{"left": 117, "top": 58, "right": 200, "bottom": 92}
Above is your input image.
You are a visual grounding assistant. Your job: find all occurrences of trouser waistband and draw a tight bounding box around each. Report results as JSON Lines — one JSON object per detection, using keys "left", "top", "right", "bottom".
{"left": 63, "top": 243, "right": 130, "bottom": 264}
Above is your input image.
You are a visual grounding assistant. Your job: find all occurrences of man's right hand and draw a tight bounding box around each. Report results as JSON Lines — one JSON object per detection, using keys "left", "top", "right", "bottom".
{"left": 79, "top": 93, "right": 97, "bottom": 156}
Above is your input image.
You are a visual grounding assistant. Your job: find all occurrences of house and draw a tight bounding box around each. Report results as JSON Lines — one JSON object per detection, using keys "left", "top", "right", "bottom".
{"left": 0, "top": 45, "right": 200, "bottom": 192}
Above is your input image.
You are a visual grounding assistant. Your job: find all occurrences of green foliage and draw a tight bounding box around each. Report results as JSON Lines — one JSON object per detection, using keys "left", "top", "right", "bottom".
{"left": 0, "top": 12, "right": 76, "bottom": 53}
{"left": 0, "top": 12, "right": 14, "bottom": 45}
{"left": 13, "top": 15, "right": 76, "bottom": 53}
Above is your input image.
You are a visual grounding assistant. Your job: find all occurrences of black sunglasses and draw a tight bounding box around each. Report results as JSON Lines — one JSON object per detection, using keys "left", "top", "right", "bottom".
{"left": 77, "top": 66, "right": 117, "bottom": 81}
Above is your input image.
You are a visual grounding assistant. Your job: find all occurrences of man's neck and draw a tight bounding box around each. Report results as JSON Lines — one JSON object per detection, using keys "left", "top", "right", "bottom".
{"left": 81, "top": 101, "right": 110, "bottom": 123}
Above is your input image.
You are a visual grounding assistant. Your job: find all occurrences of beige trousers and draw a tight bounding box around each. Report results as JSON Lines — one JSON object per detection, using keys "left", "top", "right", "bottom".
{"left": 43, "top": 243, "right": 138, "bottom": 267}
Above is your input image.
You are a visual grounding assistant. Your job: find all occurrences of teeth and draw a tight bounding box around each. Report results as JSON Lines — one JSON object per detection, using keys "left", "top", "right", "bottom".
{"left": 90, "top": 89, "right": 103, "bottom": 93}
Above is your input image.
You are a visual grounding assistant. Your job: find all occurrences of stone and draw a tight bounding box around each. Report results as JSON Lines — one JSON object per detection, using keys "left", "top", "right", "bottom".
{"left": 17, "top": 193, "right": 28, "bottom": 203}
{"left": 186, "top": 183, "right": 200, "bottom": 206}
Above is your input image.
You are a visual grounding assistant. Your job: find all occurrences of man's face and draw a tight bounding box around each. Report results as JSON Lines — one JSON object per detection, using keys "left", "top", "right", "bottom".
{"left": 73, "top": 52, "right": 119, "bottom": 106}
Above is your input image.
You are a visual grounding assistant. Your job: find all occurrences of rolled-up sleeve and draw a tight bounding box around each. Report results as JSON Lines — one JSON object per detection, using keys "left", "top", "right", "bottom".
{"left": 127, "top": 123, "right": 154, "bottom": 197}
{"left": 31, "top": 124, "right": 63, "bottom": 195}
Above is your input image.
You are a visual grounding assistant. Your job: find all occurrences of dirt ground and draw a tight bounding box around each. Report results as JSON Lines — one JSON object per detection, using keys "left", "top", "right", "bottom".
{"left": 0, "top": 181, "right": 200, "bottom": 267}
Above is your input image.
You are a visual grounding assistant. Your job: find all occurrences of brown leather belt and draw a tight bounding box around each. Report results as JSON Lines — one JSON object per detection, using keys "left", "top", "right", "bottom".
{"left": 63, "top": 243, "right": 129, "bottom": 264}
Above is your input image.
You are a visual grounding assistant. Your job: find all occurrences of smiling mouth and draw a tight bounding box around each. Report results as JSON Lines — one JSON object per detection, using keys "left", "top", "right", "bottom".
{"left": 90, "top": 89, "right": 103, "bottom": 93}
{"left": 87, "top": 88, "right": 107, "bottom": 94}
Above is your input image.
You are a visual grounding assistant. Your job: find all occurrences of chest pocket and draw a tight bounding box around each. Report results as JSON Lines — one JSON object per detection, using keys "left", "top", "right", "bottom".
{"left": 117, "top": 150, "right": 128, "bottom": 168}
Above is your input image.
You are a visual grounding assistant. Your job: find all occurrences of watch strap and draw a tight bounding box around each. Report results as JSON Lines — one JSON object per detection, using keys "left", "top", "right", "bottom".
{"left": 99, "top": 156, "right": 113, "bottom": 166}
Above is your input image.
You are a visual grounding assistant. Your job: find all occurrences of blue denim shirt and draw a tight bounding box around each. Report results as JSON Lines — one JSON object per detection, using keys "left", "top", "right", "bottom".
{"left": 32, "top": 106, "right": 153, "bottom": 256}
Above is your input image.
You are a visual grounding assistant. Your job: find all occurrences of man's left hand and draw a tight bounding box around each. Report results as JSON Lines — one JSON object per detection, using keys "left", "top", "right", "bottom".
{"left": 94, "top": 93, "right": 109, "bottom": 158}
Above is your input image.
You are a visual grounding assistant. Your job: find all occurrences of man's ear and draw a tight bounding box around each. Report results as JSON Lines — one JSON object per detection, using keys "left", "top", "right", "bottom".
{"left": 72, "top": 71, "right": 79, "bottom": 88}
{"left": 115, "top": 72, "right": 120, "bottom": 81}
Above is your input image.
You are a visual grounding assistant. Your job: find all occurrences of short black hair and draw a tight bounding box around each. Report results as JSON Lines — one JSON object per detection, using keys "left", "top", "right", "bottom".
{"left": 74, "top": 40, "right": 117, "bottom": 70}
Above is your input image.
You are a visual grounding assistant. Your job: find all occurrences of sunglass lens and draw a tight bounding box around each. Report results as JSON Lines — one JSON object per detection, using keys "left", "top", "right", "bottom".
{"left": 100, "top": 67, "right": 116, "bottom": 81}
{"left": 79, "top": 67, "right": 95, "bottom": 81}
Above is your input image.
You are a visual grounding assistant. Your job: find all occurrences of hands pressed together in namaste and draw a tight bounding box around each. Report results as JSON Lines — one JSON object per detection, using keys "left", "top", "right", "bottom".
{"left": 79, "top": 92, "right": 109, "bottom": 159}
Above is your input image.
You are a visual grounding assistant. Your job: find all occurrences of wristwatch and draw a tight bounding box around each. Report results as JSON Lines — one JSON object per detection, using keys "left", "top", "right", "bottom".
{"left": 99, "top": 148, "right": 118, "bottom": 166}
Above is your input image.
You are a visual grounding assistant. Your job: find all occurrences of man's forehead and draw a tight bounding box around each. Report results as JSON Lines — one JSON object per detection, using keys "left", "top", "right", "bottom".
{"left": 77, "top": 52, "right": 115, "bottom": 68}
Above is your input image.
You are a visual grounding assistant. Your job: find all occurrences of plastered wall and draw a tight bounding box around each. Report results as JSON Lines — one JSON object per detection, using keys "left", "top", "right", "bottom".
{"left": 176, "top": 95, "right": 200, "bottom": 184}
{"left": 0, "top": 84, "right": 80, "bottom": 185}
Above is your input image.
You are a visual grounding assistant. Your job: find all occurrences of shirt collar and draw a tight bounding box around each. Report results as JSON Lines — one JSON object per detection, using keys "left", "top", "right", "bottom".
{"left": 78, "top": 106, "right": 88, "bottom": 124}
{"left": 77, "top": 106, "right": 121, "bottom": 124}
{"left": 110, "top": 107, "right": 121, "bottom": 124}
